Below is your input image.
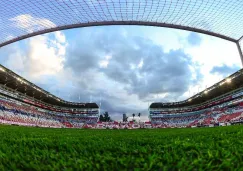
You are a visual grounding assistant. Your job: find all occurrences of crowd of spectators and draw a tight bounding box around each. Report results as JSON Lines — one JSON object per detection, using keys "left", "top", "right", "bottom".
{"left": 0, "top": 98, "right": 98, "bottom": 128}
{"left": 150, "top": 103, "right": 243, "bottom": 128}
{"left": 1, "top": 94, "right": 243, "bottom": 129}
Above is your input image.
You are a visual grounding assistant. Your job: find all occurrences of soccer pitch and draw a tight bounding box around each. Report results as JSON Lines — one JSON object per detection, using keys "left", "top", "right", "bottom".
{"left": 1, "top": 125, "right": 243, "bottom": 170}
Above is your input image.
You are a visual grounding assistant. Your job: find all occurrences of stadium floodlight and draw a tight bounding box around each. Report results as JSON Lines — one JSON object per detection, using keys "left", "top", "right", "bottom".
{"left": 188, "top": 99, "right": 192, "bottom": 102}
{"left": 21, "top": 80, "right": 27, "bottom": 84}
{"left": 18, "top": 79, "right": 27, "bottom": 84}
{"left": 16, "top": 77, "right": 23, "bottom": 82}
{"left": 204, "top": 91, "right": 208, "bottom": 94}
{"left": 226, "top": 78, "right": 232, "bottom": 83}
{"left": 0, "top": 67, "right": 5, "bottom": 72}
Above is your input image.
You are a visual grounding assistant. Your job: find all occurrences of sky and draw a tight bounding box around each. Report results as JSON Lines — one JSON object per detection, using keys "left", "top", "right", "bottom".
{"left": 0, "top": 25, "right": 241, "bottom": 121}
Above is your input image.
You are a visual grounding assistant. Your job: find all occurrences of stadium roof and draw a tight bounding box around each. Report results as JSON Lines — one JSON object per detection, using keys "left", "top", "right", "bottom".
{"left": 150, "top": 68, "right": 243, "bottom": 109}
{"left": 0, "top": 65, "right": 99, "bottom": 109}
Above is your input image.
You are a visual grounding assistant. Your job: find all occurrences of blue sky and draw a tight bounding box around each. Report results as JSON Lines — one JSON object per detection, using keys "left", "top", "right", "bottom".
{"left": 0, "top": 25, "right": 241, "bottom": 121}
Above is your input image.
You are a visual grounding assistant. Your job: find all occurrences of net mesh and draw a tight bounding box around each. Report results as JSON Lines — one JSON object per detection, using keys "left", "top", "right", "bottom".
{"left": 1, "top": 0, "right": 243, "bottom": 47}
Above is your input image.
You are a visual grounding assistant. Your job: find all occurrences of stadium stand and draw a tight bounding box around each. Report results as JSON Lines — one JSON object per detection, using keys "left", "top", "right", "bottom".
{"left": 0, "top": 65, "right": 99, "bottom": 128}
{"left": 0, "top": 96, "right": 99, "bottom": 128}
{"left": 149, "top": 69, "right": 243, "bottom": 128}
{"left": 1, "top": 63, "right": 243, "bottom": 129}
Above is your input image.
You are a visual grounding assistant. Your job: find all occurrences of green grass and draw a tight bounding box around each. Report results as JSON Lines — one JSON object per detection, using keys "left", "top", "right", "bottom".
{"left": 1, "top": 125, "right": 243, "bottom": 170}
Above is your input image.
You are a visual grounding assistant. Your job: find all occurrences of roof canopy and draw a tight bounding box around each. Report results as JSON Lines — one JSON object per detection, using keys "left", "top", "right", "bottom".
{"left": 150, "top": 68, "right": 243, "bottom": 109}
{"left": 0, "top": 65, "right": 99, "bottom": 109}
{"left": 1, "top": 0, "right": 243, "bottom": 48}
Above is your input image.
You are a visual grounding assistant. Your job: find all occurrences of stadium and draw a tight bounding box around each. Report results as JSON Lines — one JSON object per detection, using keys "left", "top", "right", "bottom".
{"left": 1, "top": 0, "right": 243, "bottom": 170}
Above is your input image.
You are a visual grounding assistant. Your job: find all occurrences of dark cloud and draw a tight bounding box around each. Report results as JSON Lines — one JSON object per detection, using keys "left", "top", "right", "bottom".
{"left": 210, "top": 64, "right": 240, "bottom": 77}
{"left": 187, "top": 32, "right": 202, "bottom": 46}
{"left": 64, "top": 26, "right": 203, "bottom": 117}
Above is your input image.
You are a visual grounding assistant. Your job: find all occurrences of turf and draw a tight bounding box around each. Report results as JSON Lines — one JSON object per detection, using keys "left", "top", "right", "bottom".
{"left": 1, "top": 125, "right": 243, "bottom": 170}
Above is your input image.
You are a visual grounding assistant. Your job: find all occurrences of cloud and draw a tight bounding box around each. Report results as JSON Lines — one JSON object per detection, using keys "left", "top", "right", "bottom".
{"left": 0, "top": 31, "right": 67, "bottom": 87}
{"left": 10, "top": 14, "right": 56, "bottom": 33}
{"left": 187, "top": 32, "right": 202, "bottom": 46}
{"left": 210, "top": 64, "right": 240, "bottom": 77}
{"left": 55, "top": 31, "right": 66, "bottom": 44}
{"left": 2, "top": 25, "right": 237, "bottom": 121}
{"left": 4, "top": 15, "right": 63, "bottom": 85}
{"left": 63, "top": 26, "right": 202, "bottom": 117}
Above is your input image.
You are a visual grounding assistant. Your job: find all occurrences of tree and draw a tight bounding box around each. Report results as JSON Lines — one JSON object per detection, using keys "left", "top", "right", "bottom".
{"left": 104, "top": 112, "right": 111, "bottom": 122}
{"left": 138, "top": 113, "right": 141, "bottom": 122}
{"left": 123, "top": 113, "right": 127, "bottom": 122}
{"left": 99, "top": 115, "right": 104, "bottom": 122}
{"left": 99, "top": 112, "right": 111, "bottom": 122}
{"left": 132, "top": 113, "right": 135, "bottom": 120}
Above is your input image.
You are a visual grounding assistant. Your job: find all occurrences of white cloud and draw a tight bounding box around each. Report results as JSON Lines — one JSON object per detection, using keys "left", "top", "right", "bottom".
{"left": 2, "top": 31, "right": 67, "bottom": 84}
{"left": 26, "top": 35, "right": 65, "bottom": 78}
{"left": 5, "top": 50, "right": 26, "bottom": 74}
{"left": 130, "top": 63, "right": 136, "bottom": 70}
{"left": 10, "top": 14, "right": 56, "bottom": 33}
{"left": 55, "top": 31, "right": 66, "bottom": 44}
{"left": 138, "top": 58, "right": 144, "bottom": 68}
{"left": 185, "top": 35, "right": 241, "bottom": 89}
{"left": 99, "top": 55, "right": 112, "bottom": 68}
{"left": 99, "top": 60, "right": 109, "bottom": 68}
